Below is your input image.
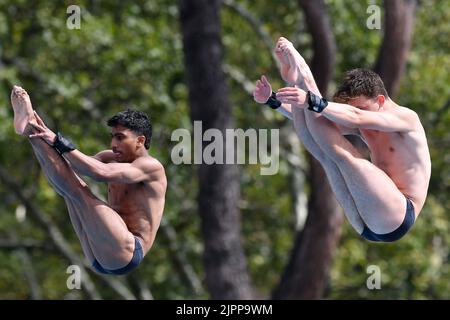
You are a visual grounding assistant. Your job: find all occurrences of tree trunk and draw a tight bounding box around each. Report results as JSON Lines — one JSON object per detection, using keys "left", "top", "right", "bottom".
{"left": 375, "top": 0, "right": 417, "bottom": 96}
{"left": 179, "top": 0, "right": 253, "bottom": 299}
{"left": 274, "top": 0, "right": 343, "bottom": 299}
{"left": 298, "top": 0, "right": 336, "bottom": 93}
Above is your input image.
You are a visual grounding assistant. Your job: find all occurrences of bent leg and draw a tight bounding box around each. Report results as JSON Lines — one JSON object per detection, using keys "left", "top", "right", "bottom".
{"left": 303, "top": 111, "right": 407, "bottom": 234}
{"left": 292, "top": 108, "right": 365, "bottom": 233}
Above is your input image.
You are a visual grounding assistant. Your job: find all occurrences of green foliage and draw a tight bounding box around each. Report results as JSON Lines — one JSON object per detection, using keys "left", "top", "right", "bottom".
{"left": 0, "top": 0, "right": 448, "bottom": 299}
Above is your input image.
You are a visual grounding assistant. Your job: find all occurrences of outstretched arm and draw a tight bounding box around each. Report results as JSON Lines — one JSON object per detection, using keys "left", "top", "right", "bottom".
{"left": 91, "top": 149, "right": 116, "bottom": 163}
{"left": 277, "top": 103, "right": 293, "bottom": 120}
{"left": 276, "top": 87, "right": 418, "bottom": 132}
{"left": 321, "top": 102, "right": 418, "bottom": 132}
{"left": 253, "top": 75, "right": 293, "bottom": 120}
{"left": 28, "top": 111, "right": 163, "bottom": 183}
{"left": 63, "top": 150, "right": 162, "bottom": 183}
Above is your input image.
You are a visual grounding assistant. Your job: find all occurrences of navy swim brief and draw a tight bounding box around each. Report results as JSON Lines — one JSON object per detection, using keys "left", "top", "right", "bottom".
{"left": 92, "top": 237, "right": 143, "bottom": 275}
{"left": 361, "top": 197, "right": 415, "bottom": 242}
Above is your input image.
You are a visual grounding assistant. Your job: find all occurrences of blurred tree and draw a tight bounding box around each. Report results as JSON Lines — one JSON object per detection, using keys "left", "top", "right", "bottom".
{"left": 179, "top": 0, "right": 254, "bottom": 299}
{"left": 375, "top": 0, "right": 417, "bottom": 96}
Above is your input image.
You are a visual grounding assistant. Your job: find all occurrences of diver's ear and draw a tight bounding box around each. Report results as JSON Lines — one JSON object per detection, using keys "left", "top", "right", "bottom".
{"left": 377, "top": 95, "right": 385, "bottom": 109}
{"left": 137, "top": 135, "right": 146, "bottom": 148}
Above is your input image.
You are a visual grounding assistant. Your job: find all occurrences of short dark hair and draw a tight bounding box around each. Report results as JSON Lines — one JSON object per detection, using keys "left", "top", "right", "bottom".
{"left": 107, "top": 108, "right": 152, "bottom": 149}
{"left": 333, "top": 68, "right": 388, "bottom": 103}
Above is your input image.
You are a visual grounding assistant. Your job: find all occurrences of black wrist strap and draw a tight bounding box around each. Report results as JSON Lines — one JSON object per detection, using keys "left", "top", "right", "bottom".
{"left": 307, "top": 91, "right": 328, "bottom": 113}
{"left": 264, "top": 91, "right": 282, "bottom": 110}
{"left": 53, "top": 132, "right": 76, "bottom": 154}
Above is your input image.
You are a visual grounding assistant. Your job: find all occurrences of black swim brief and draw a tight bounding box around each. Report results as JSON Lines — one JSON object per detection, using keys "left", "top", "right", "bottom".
{"left": 91, "top": 237, "right": 143, "bottom": 275}
{"left": 360, "top": 197, "right": 415, "bottom": 242}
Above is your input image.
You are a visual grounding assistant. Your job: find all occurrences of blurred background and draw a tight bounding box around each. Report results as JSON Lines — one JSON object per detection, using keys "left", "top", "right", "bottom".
{"left": 0, "top": 0, "right": 448, "bottom": 299}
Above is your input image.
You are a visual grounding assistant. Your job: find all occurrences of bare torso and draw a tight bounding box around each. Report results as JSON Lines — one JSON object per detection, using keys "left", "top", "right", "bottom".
{"left": 359, "top": 107, "right": 431, "bottom": 215}
{"left": 106, "top": 156, "right": 166, "bottom": 255}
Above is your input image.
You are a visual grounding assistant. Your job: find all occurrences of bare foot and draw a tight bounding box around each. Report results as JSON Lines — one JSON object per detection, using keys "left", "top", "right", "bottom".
{"left": 275, "top": 37, "right": 297, "bottom": 85}
{"left": 280, "top": 39, "right": 320, "bottom": 94}
{"left": 11, "top": 85, "right": 36, "bottom": 135}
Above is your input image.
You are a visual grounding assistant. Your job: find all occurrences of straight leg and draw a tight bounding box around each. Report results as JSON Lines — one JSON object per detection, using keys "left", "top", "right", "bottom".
{"left": 11, "top": 86, "right": 135, "bottom": 269}
{"left": 291, "top": 107, "right": 365, "bottom": 233}
{"left": 32, "top": 147, "right": 97, "bottom": 263}
{"left": 28, "top": 136, "right": 136, "bottom": 269}
{"left": 274, "top": 39, "right": 365, "bottom": 233}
